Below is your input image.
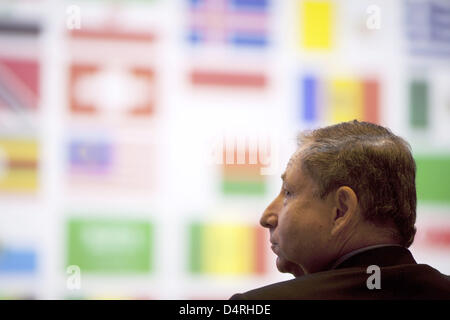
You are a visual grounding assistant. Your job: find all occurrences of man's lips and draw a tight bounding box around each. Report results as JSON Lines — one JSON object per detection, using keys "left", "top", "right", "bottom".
{"left": 270, "top": 243, "right": 279, "bottom": 254}
{"left": 270, "top": 235, "right": 279, "bottom": 254}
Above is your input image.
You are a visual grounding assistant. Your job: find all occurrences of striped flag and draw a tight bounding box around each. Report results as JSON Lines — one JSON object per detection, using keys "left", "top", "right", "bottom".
{"left": 220, "top": 145, "right": 267, "bottom": 196}
{"left": 187, "top": 0, "right": 270, "bottom": 47}
{"left": 0, "top": 20, "right": 40, "bottom": 119}
{"left": 300, "top": 75, "right": 380, "bottom": 125}
{"left": 0, "top": 139, "right": 38, "bottom": 192}
{"left": 67, "top": 218, "right": 153, "bottom": 273}
{"left": 405, "top": 0, "right": 450, "bottom": 57}
{"left": 222, "top": 162, "right": 266, "bottom": 195}
{"left": 188, "top": 222, "right": 266, "bottom": 275}
{"left": 330, "top": 78, "right": 363, "bottom": 123}
{"left": 67, "top": 138, "right": 155, "bottom": 192}
{"left": 0, "top": 57, "right": 39, "bottom": 112}
{"left": 330, "top": 78, "right": 380, "bottom": 124}
{"left": 415, "top": 154, "right": 450, "bottom": 204}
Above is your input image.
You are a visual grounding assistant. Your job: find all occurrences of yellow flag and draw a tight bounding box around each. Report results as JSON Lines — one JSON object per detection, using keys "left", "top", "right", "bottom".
{"left": 330, "top": 78, "right": 363, "bottom": 123}
{"left": 203, "top": 224, "right": 255, "bottom": 275}
{"left": 302, "top": 0, "right": 334, "bottom": 50}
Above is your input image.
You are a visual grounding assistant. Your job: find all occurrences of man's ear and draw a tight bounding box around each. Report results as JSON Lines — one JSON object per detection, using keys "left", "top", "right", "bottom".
{"left": 331, "top": 186, "right": 358, "bottom": 236}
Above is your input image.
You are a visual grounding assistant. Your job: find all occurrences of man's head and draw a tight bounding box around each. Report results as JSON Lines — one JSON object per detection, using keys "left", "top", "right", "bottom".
{"left": 260, "top": 120, "right": 417, "bottom": 275}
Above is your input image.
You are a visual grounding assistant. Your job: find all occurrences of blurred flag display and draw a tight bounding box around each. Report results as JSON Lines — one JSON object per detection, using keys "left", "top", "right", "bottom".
{"left": 0, "top": 20, "right": 40, "bottom": 129}
{"left": 409, "top": 79, "right": 428, "bottom": 129}
{"left": 0, "top": 139, "right": 38, "bottom": 192}
{"left": 190, "top": 69, "right": 267, "bottom": 89}
{"left": 69, "top": 140, "right": 112, "bottom": 175}
{"left": 187, "top": 0, "right": 270, "bottom": 47}
{"left": 0, "top": 247, "right": 36, "bottom": 273}
{"left": 415, "top": 154, "right": 450, "bottom": 204}
{"left": 301, "top": 75, "right": 380, "bottom": 124}
{"left": 0, "top": 57, "right": 39, "bottom": 112}
{"left": 222, "top": 162, "right": 266, "bottom": 195}
{"left": 301, "top": 0, "right": 333, "bottom": 50}
{"left": 67, "top": 138, "right": 155, "bottom": 192}
{"left": 67, "top": 218, "right": 153, "bottom": 273}
{"left": 189, "top": 222, "right": 265, "bottom": 275}
{"left": 301, "top": 75, "right": 318, "bottom": 122}
{"left": 0, "top": 0, "right": 449, "bottom": 299}
{"left": 420, "top": 225, "right": 450, "bottom": 248}
{"left": 405, "top": 0, "right": 450, "bottom": 57}
{"left": 68, "top": 28, "right": 156, "bottom": 120}
{"left": 187, "top": 0, "right": 270, "bottom": 94}
{"left": 331, "top": 79, "right": 366, "bottom": 123}
{"left": 0, "top": 20, "right": 40, "bottom": 38}
{"left": 69, "top": 63, "right": 155, "bottom": 117}
{"left": 69, "top": 29, "right": 156, "bottom": 43}
{"left": 220, "top": 144, "right": 268, "bottom": 196}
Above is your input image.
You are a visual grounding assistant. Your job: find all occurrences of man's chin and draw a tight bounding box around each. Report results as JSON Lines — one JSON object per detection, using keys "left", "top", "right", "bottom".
{"left": 276, "top": 257, "right": 305, "bottom": 277}
{"left": 275, "top": 257, "right": 286, "bottom": 272}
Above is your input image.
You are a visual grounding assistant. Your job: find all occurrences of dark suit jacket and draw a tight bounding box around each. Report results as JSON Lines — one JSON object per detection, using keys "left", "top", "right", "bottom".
{"left": 230, "top": 246, "right": 450, "bottom": 299}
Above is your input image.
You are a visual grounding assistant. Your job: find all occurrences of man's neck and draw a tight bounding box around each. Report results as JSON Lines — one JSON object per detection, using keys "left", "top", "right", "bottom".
{"left": 323, "top": 232, "right": 401, "bottom": 272}
{"left": 329, "top": 243, "right": 403, "bottom": 270}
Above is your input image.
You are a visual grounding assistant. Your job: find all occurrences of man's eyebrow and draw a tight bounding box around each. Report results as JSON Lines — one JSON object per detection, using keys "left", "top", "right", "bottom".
{"left": 281, "top": 172, "right": 297, "bottom": 191}
{"left": 281, "top": 173, "right": 293, "bottom": 190}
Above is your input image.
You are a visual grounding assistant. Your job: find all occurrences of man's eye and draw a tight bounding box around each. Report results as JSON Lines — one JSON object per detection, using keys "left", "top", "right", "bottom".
{"left": 284, "top": 190, "right": 291, "bottom": 198}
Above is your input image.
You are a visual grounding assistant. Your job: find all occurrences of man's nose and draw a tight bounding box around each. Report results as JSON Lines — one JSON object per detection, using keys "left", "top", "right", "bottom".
{"left": 260, "top": 198, "right": 279, "bottom": 229}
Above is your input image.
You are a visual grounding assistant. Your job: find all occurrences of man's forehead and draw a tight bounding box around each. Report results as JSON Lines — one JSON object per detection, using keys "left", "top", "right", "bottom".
{"left": 286, "top": 150, "right": 303, "bottom": 171}
{"left": 283, "top": 151, "right": 304, "bottom": 182}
